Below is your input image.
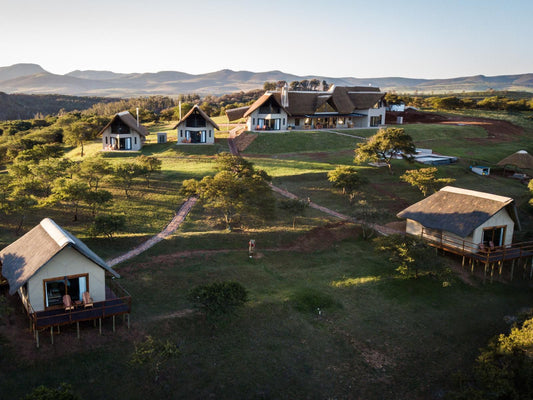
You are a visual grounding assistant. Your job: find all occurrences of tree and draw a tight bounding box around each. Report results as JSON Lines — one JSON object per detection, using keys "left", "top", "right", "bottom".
{"left": 84, "top": 189, "right": 112, "bottom": 217}
{"left": 89, "top": 214, "right": 126, "bottom": 238}
{"left": 449, "top": 315, "right": 533, "bottom": 400}
{"left": 278, "top": 198, "right": 309, "bottom": 228}
{"left": 51, "top": 178, "right": 89, "bottom": 221}
{"left": 373, "top": 234, "right": 436, "bottom": 278}
{"left": 309, "top": 78, "right": 321, "bottom": 91}
{"left": 135, "top": 155, "right": 162, "bottom": 187}
{"left": 182, "top": 154, "right": 273, "bottom": 229}
{"left": 63, "top": 120, "right": 96, "bottom": 157}
{"left": 400, "top": 167, "right": 455, "bottom": 196}
{"left": 328, "top": 166, "right": 368, "bottom": 194}
{"left": 79, "top": 156, "right": 112, "bottom": 191}
{"left": 289, "top": 81, "right": 300, "bottom": 91}
{"left": 263, "top": 81, "right": 277, "bottom": 91}
{"left": 322, "top": 80, "right": 329, "bottom": 91}
{"left": 112, "top": 162, "right": 144, "bottom": 198}
{"left": 187, "top": 281, "right": 248, "bottom": 318}
{"left": 354, "top": 127, "right": 416, "bottom": 174}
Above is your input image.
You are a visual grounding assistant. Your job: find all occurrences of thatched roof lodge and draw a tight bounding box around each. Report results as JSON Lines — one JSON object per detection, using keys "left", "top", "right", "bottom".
{"left": 0, "top": 218, "right": 130, "bottom": 346}
{"left": 397, "top": 186, "right": 520, "bottom": 252}
{"left": 98, "top": 111, "right": 148, "bottom": 151}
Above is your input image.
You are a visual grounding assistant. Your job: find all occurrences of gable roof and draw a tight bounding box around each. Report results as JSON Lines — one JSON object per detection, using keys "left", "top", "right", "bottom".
{"left": 226, "top": 106, "right": 249, "bottom": 122}
{"left": 397, "top": 186, "right": 518, "bottom": 237}
{"left": 231, "top": 86, "right": 386, "bottom": 120}
{"left": 97, "top": 111, "right": 149, "bottom": 138}
{"left": 173, "top": 105, "right": 220, "bottom": 130}
{"left": 0, "top": 218, "right": 119, "bottom": 295}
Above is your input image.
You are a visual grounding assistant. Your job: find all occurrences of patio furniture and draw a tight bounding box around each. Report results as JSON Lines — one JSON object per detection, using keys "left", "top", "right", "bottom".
{"left": 82, "top": 291, "right": 94, "bottom": 308}
{"left": 63, "top": 294, "right": 75, "bottom": 311}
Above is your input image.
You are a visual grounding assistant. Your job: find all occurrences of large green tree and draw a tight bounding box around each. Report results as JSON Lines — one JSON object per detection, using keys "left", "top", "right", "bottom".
{"left": 181, "top": 155, "right": 274, "bottom": 230}
{"left": 354, "top": 127, "right": 416, "bottom": 174}
{"left": 79, "top": 156, "right": 112, "bottom": 191}
{"left": 63, "top": 120, "right": 96, "bottom": 157}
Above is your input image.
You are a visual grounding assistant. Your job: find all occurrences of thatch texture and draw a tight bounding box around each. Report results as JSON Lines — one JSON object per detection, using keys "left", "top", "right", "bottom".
{"left": 397, "top": 186, "right": 515, "bottom": 237}
{"left": 0, "top": 218, "right": 119, "bottom": 295}
{"left": 497, "top": 150, "right": 533, "bottom": 170}
{"left": 226, "top": 106, "right": 249, "bottom": 122}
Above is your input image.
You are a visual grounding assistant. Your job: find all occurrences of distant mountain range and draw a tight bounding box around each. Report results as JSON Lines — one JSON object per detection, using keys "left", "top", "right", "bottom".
{"left": 1, "top": 63, "right": 532, "bottom": 97}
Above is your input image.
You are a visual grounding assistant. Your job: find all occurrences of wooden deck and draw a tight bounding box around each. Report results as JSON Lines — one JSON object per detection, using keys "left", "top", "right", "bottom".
{"left": 27, "top": 282, "right": 131, "bottom": 347}
{"left": 419, "top": 228, "right": 533, "bottom": 282}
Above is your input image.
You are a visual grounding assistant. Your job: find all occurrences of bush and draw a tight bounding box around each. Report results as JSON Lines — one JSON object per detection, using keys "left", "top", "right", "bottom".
{"left": 22, "top": 383, "right": 80, "bottom": 400}
{"left": 187, "top": 281, "right": 248, "bottom": 317}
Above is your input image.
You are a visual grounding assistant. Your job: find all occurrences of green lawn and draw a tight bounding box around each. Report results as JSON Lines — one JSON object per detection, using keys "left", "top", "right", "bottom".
{"left": 1, "top": 110, "right": 533, "bottom": 399}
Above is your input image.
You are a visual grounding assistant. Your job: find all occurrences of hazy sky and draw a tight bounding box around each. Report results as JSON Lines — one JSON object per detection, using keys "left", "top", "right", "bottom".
{"left": 1, "top": 0, "right": 531, "bottom": 78}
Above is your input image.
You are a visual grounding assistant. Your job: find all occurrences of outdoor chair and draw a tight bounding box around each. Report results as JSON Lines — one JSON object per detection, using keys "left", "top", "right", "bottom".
{"left": 82, "top": 291, "right": 94, "bottom": 308}
{"left": 63, "top": 294, "right": 75, "bottom": 311}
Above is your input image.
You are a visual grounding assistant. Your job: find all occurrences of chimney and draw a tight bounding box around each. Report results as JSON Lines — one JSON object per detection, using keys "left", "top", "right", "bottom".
{"left": 281, "top": 82, "right": 289, "bottom": 108}
{"left": 136, "top": 107, "right": 139, "bottom": 127}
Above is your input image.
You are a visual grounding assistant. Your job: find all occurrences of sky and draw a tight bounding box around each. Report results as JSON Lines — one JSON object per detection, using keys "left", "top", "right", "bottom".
{"left": 1, "top": 0, "right": 531, "bottom": 79}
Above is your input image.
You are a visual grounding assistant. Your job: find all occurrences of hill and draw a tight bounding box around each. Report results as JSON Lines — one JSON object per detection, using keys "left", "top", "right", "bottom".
{"left": 1, "top": 64, "right": 532, "bottom": 97}
{"left": 0, "top": 92, "right": 118, "bottom": 120}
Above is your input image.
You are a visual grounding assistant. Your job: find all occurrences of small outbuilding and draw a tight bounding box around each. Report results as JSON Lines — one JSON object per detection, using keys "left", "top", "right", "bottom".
{"left": 98, "top": 111, "right": 148, "bottom": 151}
{"left": 397, "top": 186, "right": 520, "bottom": 252}
{"left": 174, "top": 105, "right": 219, "bottom": 144}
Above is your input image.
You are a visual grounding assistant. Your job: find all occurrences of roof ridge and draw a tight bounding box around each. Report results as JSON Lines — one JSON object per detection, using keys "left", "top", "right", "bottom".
{"left": 440, "top": 186, "right": 513, "bottom": 203}
{"left": 40, "top": 218, "right": 74, "bottom": 248}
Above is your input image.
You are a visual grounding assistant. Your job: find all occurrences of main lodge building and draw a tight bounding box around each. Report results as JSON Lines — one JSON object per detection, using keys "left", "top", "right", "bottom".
{"left": 226, "top": 84, "right": 386, "bottom": 131}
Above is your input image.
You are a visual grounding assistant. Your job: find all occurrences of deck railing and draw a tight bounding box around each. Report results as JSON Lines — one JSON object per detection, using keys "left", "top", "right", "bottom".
{"left": 29, "top": 283, "right": 131, "bottom": 330}
{"left": 420, "top": 228, "right": 533, "bottom": 263}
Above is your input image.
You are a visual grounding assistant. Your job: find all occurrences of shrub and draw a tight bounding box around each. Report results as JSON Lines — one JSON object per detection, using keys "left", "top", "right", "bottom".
{"left": 88, "top": 214, "right": 126, "bottom": 238}
{"left": 187, "top": 281, "right": 248, "bottom": 317}
{"left": 22, "top": 383, "right": 80, "bottom": 400}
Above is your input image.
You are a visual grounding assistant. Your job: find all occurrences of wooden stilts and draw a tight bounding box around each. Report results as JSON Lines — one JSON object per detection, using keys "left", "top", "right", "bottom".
{"left": 498, "top": 261, "right": 503, "bottom": 276}
{"left": 490, "top": 263, "right": 494, "bottom": 284}
{"left": 112, "top": 316, "right": 116, "bottom": 333}
{"left": 77, "top": 322, "right": 80, "bottom": 339}
{"left": 471, "top": 258, "right": 475, "bottom": 275}
{"left": 511, "top": 260, "right": 515, "bottom": 281}
{"left": 50, "top": 327, "right": 54, "bottom": 345}
{"left": 36, "top": 330, "right": 39, "bottom": 348}
{"left": 127, "top": 314, "right": 130, "bottom": 330}
{"left": 57, "top": 325, "right": 60, "bottom": 334}
{"left": 530, "top": 258, "right": 533, "bottom": 280}
{"left": 483, "top": 262, "right": 488, "bottom": 284}
{"left": 462, "top": 256, "right": 465, "bottom": 268}
{"left": 99, "top": 318, "right": 102, "bottom": 335}
{"left": 93, "top": 319, "right": 96, "bottom": 328}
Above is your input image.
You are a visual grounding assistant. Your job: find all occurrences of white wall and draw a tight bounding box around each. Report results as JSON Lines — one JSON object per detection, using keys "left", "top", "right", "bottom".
{"left": 472, "top": 208, "right": 514, "bottom": 246}
{"left": 26, "top": 246, "right": 106, "bottom": 312}
{"left": 101, "top": 127, "right": 143, "bottom": 151}
{"left": 176, "top": 121, "right": 216, "bottom": 144}
{"left": 247, "top": 109, "right": 288, "bottom": 131}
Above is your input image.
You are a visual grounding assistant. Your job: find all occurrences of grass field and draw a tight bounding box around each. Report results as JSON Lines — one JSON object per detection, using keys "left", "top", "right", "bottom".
{"left": 1, "top": 109, "right": 533, "bottom": 399}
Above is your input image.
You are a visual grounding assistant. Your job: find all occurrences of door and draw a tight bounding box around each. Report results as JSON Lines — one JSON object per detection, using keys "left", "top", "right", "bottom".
{"left": 482, "top": 226, "right": 506, "bottom": 247}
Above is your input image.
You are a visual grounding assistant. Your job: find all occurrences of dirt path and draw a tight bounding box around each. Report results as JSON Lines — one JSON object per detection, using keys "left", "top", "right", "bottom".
{"left": 106, "top": 197, "right": 198, "bottom": 267}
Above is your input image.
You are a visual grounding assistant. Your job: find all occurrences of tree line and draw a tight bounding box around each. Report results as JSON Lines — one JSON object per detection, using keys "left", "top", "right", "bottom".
{"left": 386, "top": 92, "right": 533, "bottom": 112}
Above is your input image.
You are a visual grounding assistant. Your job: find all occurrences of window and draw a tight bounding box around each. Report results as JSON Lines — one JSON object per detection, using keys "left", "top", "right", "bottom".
{"left": 105, "top": 137, "right": 108, "bottom": 144}
{"left": 282, "top": 118, "right": 285, "bottom": 125}
{"left": 295, "top": 118, "right": 300, "bottom": 126}
{"left": 134, "top": 137, "right": 137, "bottom": 145}
{"left": 186, "top": 130, "right": 207, "bottom": 143}
{"left": 186, "top": 110, "right": 206, "bottom": 127}
{"left": 44, "top": 274, "right": 88, "bottom": 308}
{"left": 111, "top": 120, "right": 131, "bottom": 134}
{"left": 258, "top": 97, "right": 281, "bottom": 114}
{"left": 252, "top": 118, "right": 255, "bottom": 126}
{"left": 180, "top": 130, "right": 183, "bottom": 137}
{"left": 370, "top": 116, "right": 382, "bottom": 127}
{"left": 209, "top": 130, "right": 212, "bottom": 138}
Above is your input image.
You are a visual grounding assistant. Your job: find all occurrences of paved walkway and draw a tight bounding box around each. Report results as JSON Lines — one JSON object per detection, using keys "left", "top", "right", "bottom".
{"left": 323, "top": 129, "right": 368, "bottom": 140}
{"left": 107, "top": 197, "right": 198, "bottom": 267}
